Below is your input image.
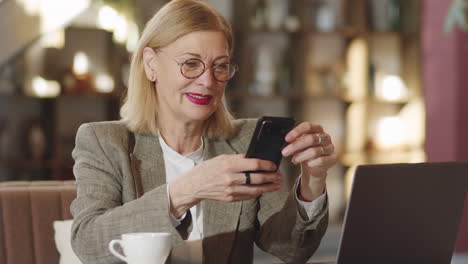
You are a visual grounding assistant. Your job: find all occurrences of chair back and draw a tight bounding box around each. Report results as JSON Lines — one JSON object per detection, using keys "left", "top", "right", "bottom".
{"left": 0, "top": 181, "right": 76, "bottom": 264}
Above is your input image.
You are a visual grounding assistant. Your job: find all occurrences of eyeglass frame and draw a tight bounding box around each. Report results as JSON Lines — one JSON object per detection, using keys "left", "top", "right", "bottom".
{"left": 156, "top": 49, "right": 239, "bottom": 82}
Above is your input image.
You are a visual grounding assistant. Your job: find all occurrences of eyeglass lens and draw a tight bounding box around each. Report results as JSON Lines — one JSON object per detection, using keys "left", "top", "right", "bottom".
{"left": 181, "top": 59, "right": 236, "bottom": 81}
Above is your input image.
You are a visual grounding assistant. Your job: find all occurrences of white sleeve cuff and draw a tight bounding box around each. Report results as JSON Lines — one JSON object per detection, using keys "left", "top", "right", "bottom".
{"left": 294, "top": 176, "right": 327, "bottom": 220}
{"left": 296, "top": 190, "right": 327, "bottom": 219}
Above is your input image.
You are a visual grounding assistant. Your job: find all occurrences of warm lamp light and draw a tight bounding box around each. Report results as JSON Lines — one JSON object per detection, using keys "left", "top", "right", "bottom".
{"left": 375, "top": 73, "right": 408, "bottom": 101}
{"left": 126, "top": 22, "right": 139, "bottom": 52}
{"left": 41, "top": 29, "right": 65, "bottom": 49}
{"left": 113, "top": 15, "right": 129, "bottom": 44}
{"left": 39, "top": 0, "right": 90, "bottom": 34}
{"left": 32, "top": 76, "right": 60, "bottom": 98}
{"left": 95, "top": 74, "right": 115, "bottom": 93}
{"left": 375, "top": 116, "right": 405, "bottom": 149}
{"left": 97, "top": 5, "right": 119, "bottom": 31}
{"left": 17, "top": 0, "right": 90, "bottom": 34}
{"left": 73, "top": 52, "right": 90, "bottom": 76}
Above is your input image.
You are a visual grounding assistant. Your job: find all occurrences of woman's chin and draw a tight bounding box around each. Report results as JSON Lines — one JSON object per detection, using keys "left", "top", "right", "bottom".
{"left": 183, "top": 109, "right": 215, "bottom": 123}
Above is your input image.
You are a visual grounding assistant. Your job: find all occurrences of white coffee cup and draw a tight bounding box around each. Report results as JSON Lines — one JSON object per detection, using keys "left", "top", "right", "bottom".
{"left": 108, "top": 232, "right": 172, "bottom": 264}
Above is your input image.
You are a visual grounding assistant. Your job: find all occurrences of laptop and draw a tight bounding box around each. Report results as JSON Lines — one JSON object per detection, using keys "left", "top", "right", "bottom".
{"left": 320, "top": 162, "right": 468, "bottom": 264}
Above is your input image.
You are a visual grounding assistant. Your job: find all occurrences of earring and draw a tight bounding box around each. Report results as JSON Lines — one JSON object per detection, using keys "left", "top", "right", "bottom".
{"left": 149, "top": 74, "right": 156, "bottom": 82}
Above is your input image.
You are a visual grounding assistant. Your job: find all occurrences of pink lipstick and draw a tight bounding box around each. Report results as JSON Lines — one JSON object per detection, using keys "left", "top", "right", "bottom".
{"left": 185, "top": 93, "right": 212, "bottom": 105}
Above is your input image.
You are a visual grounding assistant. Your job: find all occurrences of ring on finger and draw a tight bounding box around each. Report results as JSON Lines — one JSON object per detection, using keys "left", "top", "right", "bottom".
{"left": 244, "top": 172, "right": 251, "bottom": 185}
{"left": 317, "top": 133, "right": 325, "bottom": 145}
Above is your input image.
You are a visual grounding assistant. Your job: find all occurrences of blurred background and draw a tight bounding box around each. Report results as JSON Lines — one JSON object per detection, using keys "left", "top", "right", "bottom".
{"left": 0, "top": 0, "right": 467, "bottom": 262}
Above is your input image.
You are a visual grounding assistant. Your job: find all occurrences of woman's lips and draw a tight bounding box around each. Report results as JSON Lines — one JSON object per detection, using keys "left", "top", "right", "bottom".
{"left": 185, "top": 93, "right": 212, "bottom": 105}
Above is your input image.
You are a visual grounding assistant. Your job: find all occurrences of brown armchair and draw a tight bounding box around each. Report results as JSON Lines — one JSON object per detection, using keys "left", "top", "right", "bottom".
{"left": 0, "top": 181, "right": 76, "bottom": 264}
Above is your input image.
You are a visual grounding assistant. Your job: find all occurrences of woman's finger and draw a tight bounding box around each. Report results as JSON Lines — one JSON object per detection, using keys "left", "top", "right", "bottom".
{"left": 238, "top": 172, "right": 283, "bottom": 185}
{"left": 282, "top": 133, "right": 331, "bottom": 157}
{"left": 221, "top": 155, "right": 277, "bottom": 173}
{"left": 291, "top": 146, "right": 322, "bottom": 164}
{"left": 285, "top": 122, "right": 323, "bottom": 143}
{"left": 291, "top": 144, "right": 335, "bottom": 164}
{"left": 241, "top": 159, "right": 277, "bottom": 172}
{"left": 282, "top": 134, "right": 316, "bottom": 157}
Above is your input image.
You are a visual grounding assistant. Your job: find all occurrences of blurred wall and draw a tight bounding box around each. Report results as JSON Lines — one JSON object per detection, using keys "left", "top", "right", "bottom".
{"left": 423, "top": 0, "right": 468, "bottom": 162}
{"left": 423, "top": 0, "right": 468, "bottom": 253}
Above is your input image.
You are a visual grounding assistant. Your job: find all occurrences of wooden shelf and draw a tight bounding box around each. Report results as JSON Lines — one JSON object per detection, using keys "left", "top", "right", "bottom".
{"left": 341, "top": 96, "right": 412, "bottom": 105}
{"left": 306, "top": 27, "right": 361, "bottom": 38}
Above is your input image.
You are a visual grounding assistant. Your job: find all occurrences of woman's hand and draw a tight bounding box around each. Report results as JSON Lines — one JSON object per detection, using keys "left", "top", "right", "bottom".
{"left": 281, "top": 122, "right": 338, "bottom": 202}
{"left": 168, "top": 154, "right": 283, "bottom": 218}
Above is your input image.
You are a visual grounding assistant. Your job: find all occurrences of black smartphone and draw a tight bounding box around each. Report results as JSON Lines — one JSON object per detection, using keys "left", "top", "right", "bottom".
{"left": 245, "top": 116, "right": 296, "bottom": 173}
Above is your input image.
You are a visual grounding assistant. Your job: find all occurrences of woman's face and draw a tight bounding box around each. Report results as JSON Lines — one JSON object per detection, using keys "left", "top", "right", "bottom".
{"left": 148, "top": 31, "right": 230, "bottom": 126}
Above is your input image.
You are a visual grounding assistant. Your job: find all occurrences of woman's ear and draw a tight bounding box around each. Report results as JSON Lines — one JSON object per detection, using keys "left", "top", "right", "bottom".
{"left": 142, "top": 47, "right": 157, "bottom": 82}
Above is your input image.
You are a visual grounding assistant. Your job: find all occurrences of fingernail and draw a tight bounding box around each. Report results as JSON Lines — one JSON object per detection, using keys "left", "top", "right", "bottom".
{"left": 282, "top": 148, "right": 289, "bottom": 156}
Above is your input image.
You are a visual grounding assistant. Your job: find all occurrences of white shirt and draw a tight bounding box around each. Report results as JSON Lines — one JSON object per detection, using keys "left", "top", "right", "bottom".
{"left": 159, "top": 136, "right": 204, "bottom": 264}
{"left": 159, "top": 136, "right": 327, "bottom": 264}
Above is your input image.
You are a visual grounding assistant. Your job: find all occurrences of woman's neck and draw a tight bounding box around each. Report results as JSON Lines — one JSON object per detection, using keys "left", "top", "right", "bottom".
{"left": 158, "top": 121, "right": 205, "bottom": 155}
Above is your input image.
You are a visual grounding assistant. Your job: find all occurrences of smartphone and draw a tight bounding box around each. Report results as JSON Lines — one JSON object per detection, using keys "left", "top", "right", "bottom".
{"left": 245, "top": 116, "right": 295, "bottom": 173}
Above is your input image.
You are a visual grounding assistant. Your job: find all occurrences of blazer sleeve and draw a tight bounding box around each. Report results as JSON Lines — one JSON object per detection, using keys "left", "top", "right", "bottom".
{"left": 255, "top": 179, "right": 329, "bottom": 263}
{"left": 70, "top": 124, "right": 188, "bottom": 264}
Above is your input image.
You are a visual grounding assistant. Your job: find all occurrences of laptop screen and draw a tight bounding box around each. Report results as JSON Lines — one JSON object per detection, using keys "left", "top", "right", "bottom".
{"left": 336, "top": 162, "right": 468, "bottom": 264}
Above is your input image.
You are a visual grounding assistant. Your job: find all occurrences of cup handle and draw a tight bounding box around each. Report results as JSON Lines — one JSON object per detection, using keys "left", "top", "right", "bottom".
{"left": 108, "top": 239, "right": 127, "bottom": 262}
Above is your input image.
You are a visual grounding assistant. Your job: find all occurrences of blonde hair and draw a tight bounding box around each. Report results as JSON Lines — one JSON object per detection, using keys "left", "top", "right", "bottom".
{"left": 120, "top": 0, "right": 235, "bottom": 139}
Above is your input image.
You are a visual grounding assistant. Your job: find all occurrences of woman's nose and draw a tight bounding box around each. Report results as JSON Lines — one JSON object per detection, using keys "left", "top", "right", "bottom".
{"left": 196, "top": 67, "right": 215, "bottom": 87}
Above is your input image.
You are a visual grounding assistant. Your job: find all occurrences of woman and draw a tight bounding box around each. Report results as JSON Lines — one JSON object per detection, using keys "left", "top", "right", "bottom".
{"left": 71, "top": 0, "right": 337, "bottom": 263}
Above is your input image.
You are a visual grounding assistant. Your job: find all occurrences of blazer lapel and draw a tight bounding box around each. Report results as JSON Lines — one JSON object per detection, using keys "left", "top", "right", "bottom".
{"left": 132, "top": 133, "right": 166, "bottom": 193}
{"left": 202, "top": 138, "right": 242, "bottom": 263}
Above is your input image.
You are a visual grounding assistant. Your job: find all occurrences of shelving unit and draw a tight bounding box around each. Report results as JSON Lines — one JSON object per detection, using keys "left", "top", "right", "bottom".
{"left": 227, "top": 0, "right": 424, "bottom": 222}
{"left": 0, "top": 25, "right": 127, "bottom": 181}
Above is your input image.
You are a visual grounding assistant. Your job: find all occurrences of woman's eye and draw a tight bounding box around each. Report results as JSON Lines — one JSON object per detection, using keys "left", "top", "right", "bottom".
{"left": 215, "top": 64, "right": 229, "bottom": 71}
{"left": 184, "top": 60, "right": 202, "bottom": 69}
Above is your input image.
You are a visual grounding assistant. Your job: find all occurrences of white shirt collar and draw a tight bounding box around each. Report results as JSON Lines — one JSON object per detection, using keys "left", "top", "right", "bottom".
{"left": 158, "top": 135, "right": 204, "bottom": 164}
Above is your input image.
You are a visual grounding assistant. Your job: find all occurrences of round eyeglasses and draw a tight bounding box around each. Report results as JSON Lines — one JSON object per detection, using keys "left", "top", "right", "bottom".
{"left": 158, "top": 50, "right": 238, "bottom": 82}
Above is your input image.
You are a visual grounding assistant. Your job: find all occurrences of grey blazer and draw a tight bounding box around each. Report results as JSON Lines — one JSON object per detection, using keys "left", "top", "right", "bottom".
{"left": 70, "top": 119, "right": 328, "bottom": 264}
